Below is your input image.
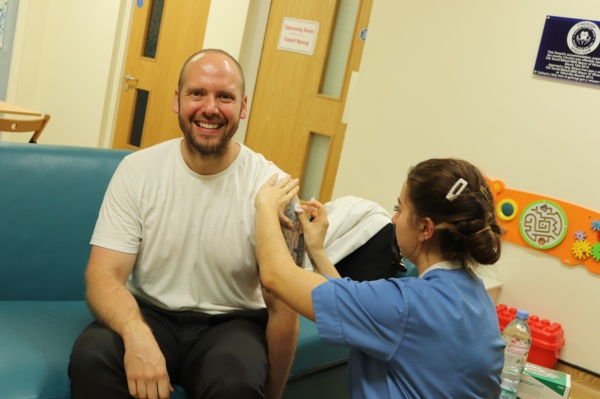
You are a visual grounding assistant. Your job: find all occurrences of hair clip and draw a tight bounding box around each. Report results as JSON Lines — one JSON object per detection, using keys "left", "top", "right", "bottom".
{"left": 446, "top": 178, "right": 468, "bottom": 201}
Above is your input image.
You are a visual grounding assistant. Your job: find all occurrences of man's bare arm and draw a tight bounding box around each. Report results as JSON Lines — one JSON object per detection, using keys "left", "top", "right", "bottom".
{"left": 85, "top": 245, "right": 173, "bottom": 399}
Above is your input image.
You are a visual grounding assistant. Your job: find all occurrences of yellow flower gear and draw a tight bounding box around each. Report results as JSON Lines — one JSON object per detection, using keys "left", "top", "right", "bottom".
{"left": 572, "top": 240, "right": 592, "bottom": 260}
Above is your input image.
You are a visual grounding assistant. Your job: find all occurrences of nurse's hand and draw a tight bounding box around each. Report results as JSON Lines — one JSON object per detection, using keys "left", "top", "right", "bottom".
{"left": 256, "top": 174, "right": 300, "bottom": 230}
{"left": 298, "top": 200, "right": 328, "bottom": 254}
{"left": 298, "top": 202, "right": 340, "bottom": 278}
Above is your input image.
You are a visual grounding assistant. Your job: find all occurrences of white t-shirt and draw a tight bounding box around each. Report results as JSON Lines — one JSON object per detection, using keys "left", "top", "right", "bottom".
{"left": 91, "top": 138, "right": 282, "bottom": 314}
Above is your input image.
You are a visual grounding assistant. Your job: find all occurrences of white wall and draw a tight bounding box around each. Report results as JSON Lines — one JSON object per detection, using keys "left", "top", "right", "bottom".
{"left": 334, "top": 1, "right": 600, "bottom": 372}
{"left": 6, "top": 0, "right": 123, "bottom": 147}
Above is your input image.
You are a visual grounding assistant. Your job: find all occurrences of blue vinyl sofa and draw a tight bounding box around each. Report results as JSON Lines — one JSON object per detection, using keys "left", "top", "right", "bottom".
{"left": 0, "top": 142, "right": 358, "bottom": 399}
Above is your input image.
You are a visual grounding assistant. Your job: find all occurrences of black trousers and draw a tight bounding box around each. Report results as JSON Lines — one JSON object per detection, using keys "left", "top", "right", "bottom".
{"left": 69, "top": 300, "right": 269, "bottom": 399}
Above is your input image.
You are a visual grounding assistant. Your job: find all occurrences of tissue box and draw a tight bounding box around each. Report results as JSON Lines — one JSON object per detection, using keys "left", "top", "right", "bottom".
{"left": 517, "top": 363, "right": 571, "bottom": 399}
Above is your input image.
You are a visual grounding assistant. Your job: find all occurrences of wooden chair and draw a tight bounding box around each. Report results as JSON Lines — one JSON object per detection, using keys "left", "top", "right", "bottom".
{"left": 0, "top": 114, "right": 51, "bottom": 143}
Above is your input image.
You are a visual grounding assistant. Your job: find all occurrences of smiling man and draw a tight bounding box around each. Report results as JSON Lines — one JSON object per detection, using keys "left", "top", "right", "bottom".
{"left": 69, "top": 49, "right": 299, "bottom": 399}
{"left": 176, "top": 50, "right": 246, "bottom": 161}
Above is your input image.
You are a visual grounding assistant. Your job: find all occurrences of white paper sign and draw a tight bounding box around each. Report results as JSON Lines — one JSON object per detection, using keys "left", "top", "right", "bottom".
{"left": 277, "top": 17, "right": 319, "bottom": 55}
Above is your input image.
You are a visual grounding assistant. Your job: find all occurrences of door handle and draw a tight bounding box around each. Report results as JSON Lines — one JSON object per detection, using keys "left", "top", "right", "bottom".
{"left": 123, "top": 74, "right": 139, "bottom": 91}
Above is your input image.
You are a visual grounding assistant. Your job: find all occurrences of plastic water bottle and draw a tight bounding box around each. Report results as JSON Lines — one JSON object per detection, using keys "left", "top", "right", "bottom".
{"left": 499, "top": 309, "right": 532, "bottom": 399}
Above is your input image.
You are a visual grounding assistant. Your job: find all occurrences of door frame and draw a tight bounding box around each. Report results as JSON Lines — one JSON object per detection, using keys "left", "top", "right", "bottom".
{"left": 98, "top": 1, "right": 134, "bottom": 149}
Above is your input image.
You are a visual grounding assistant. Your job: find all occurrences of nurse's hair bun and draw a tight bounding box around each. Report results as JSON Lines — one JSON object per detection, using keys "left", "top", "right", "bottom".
{"left": 406, "top": 158, "right": 502, "bottom": 275}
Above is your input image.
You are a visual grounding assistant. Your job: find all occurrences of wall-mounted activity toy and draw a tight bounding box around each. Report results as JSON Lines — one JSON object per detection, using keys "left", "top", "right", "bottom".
{"left": 487, "top": 179, "right": 600, "bottom": 275}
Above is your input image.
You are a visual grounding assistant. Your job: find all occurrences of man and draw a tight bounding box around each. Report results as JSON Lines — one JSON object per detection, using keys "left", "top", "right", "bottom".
{"left": 69, "top": 49, "right": 299, "bottom": 399}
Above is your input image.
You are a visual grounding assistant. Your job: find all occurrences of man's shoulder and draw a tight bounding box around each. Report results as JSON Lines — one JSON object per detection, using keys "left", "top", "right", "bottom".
{"left": 124, "top": 138, "right": 180, "bottom": 164}
{"left": 238, "top": 142, "right": 282, "bottom": 172}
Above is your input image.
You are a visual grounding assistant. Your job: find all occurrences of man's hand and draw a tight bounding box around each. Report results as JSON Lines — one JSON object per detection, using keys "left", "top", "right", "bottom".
{"left": 123, "top": 322, "right": 174, "bottom": 399}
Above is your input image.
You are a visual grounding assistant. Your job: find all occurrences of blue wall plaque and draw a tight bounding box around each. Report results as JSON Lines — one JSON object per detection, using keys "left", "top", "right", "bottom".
{"left": 534, "top": 16, "right": 600, "bottom": 85}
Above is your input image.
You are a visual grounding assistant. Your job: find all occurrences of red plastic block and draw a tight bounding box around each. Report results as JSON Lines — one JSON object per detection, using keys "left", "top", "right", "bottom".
{"left": 496, "top": 304, "right": 565, "bottom": 369}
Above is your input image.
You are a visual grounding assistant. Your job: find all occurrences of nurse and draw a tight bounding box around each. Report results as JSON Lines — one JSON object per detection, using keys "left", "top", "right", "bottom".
{"left": 255, "top": 158, "right": 505, "bottom": 398}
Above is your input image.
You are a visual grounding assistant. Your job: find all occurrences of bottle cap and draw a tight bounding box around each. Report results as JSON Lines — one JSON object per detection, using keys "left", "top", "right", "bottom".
{"left": 516, "top": 309, "right": 529, "bottom": 320}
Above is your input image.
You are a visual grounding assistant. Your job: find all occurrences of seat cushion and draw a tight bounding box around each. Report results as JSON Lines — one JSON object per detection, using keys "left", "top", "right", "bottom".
{"left": 0, "top": 301, "right": 92, "bottom": 399}
{"left": 0, "top": 301, "right": 190, "bottom": 399}
{"left": 290, "top": 316, "right": 349, "bottom": 378}
{"left": 0, "top": 302, "right": 345, "bottom": 398}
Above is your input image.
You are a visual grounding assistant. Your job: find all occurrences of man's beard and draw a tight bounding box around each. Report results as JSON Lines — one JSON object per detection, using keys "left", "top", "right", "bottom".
{"left": 179, "top": 117, "right": 235, "bottom": 158}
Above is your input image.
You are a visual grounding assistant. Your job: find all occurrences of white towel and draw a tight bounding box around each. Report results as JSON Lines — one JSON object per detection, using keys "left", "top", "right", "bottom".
{"left": 304, "top": 196, "right": 392, "bottom": 270}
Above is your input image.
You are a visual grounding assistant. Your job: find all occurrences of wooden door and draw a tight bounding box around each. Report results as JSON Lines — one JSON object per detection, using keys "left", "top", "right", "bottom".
{"left": 112, "top": 0, "right": 211, "bottom": 150}
{"left": 245, "top": 0, "right": 373, "bottom": 202}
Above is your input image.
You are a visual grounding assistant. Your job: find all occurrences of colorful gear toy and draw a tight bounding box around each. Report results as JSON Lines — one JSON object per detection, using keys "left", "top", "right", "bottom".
{"left": 592, "top": 219, "right": 600, "bottom": 232}
{"left": 574, "top": 230, "right": 587, "bottom": 241}
{"left": 572, "top": 240, "right": 592, "bottom": 260}
{"left": 592, "top": 243, "right": 600, "bottom": 262}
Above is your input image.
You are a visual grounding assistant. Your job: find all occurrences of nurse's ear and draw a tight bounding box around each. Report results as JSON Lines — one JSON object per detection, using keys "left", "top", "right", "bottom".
{"left": 419, "top": 217, "right": 435, "bottom": 241}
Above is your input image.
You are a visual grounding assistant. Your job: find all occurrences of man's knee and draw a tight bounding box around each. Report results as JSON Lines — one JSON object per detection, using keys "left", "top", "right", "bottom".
{"left": 186, "top": 320, "right": 268, "bottom": 398}
{"left": 192, "top": 357, "right": 267, "bottom": 399}
{"left": 69, "top": 322, "right": 125, "bottom": 380}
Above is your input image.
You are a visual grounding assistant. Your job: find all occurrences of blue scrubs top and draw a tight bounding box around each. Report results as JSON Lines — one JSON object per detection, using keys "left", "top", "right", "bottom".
{"left": 312, "top": 264, "right": 504, "bottom": 399}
